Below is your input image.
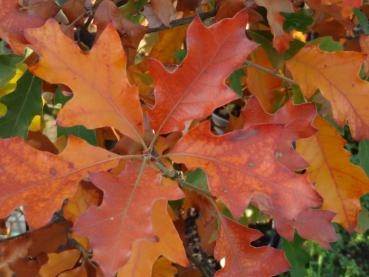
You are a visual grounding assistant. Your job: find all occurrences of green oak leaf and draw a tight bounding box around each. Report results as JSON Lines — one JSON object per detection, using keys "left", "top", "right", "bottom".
{"left": 0, "top": 71, "right": 42, "bottom": 138}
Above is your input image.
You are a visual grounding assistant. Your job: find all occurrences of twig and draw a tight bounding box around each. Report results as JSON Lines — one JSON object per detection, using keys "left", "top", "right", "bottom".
{"left": 244, "top": 60, "right": 297, "bottom": 85}
{"left": 147, "top": 10, "right": 217, "bottom": 33}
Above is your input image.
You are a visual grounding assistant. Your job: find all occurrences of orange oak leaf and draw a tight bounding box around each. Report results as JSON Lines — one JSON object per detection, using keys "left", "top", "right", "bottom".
{"left": 39, "top": 249, "right": 81, "bottom": 277}
{"left": 147, "top": 10, "right": 258, "bottom": 134}
{"left": 63, "top": 180, "right": 103, "bottom": 223}
{"left": 0, "top": 136, "right": 119, "bottom": 228}
{"left": 215, "top": 217, "right": 289, "bottom": 276}
{"left": 242, "top": 97, "right": 317, "bottom": 170}
{"left": 59, "top": 265, "right": 88, "bottom": 277}
{"left": 151, "top": 257, "right": 178, "bottom": 277}
{"left": 297, "top": 116, "right": 369, "bottom": 230}
{"left": 118, "top": 200, "right": 188, "bottom": 276}
{"left": 246, "top": 48, "right": 282, "bottom": 112}
{"left": 168, "top": 121, "right": 322, "bottom": 240}
{"left": 149, "top": 25, "right": 188, "bottom": 64}
{"left": 24, "top": 19, "right": 144, "bottom": 144}
{"left": 308, "top": 0, "right": 360, "bottom": 20}
{"left": 286, "top": 46, "right": 369, "bottom": 140}
{"left": 74, "top": 162, "right": 183, "bottom": 277}
{"left": 0, "top": 0, "right": 45, "bottom": 54}
{"left": 255, "top": 0, "right": 294, "bottom": 52}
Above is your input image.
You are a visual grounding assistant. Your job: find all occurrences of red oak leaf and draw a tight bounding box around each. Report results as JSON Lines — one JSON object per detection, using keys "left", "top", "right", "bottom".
{"left": 0, "top": 136, "right": 119, "bottom": 229}
{"left": 242, "top": 97, "right": 317, "bottom": 170}
{"left": 147, "top": 10, "right": 258, "bottom": 134}
{"left": 0, "top": 0, "right": 44, "bottom": 54}
{"left": 215, "top": 217, "right": 290, "bottom": 276}
{"left": 168, "top": 122, "right": 322, "bottom": 240}
{"left": 294, "top": 209, "right": 338, "bottom": 248}
{"left": 74, "top": 162, "right": 183, "bottom": 277}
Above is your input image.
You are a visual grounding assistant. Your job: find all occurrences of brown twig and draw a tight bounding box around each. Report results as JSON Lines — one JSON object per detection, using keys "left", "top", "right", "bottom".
{"left": 147, "top": 10, "right": 217, "bottom": 33}
{"left": 244, "top": 60, "right": 297, "bottom": 85}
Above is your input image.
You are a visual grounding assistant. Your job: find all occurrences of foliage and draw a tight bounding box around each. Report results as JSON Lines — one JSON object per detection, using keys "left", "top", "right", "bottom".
{"left": 0, "top": 0, "right": 369, "bottom": 276}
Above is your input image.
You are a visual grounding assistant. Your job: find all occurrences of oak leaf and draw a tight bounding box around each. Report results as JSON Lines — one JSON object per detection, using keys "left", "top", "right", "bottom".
{"left": 297, "top": 116, "right": 369, "bottom": 230}
{"left": 151, "top": 257, "right": 178, "bottom": 277}
{"left": 149, "top": 25, "right": 188, "bottom": 64}
{"left": 0, "top": 136, "right": 119, "bottom": 228}
{"left": 95, "top": 0, "right": 147, "bottom": 64}
{"left": 59, "top": 265, "right": 88, "bottom": 277}
{"left": 0, "top": 0, "right": 44, "bottom": 54}
{"left": 176, "top": 0, "right": 200, "bottom": 11}
{"left": 0, "top": 234, "right": 32, "bottom": 270}
{"left": 0, "top": 71, "right": 42, "bottom": 139}
{"left": 59, "top": 0, "right": 85, "bottom": 25}
{"left": 215, "top": 0, "right": 246, "bottom": 20}
{"left": 286, "top": 46, "right": 369, "bottom": 140}
{"left": 148, "top": 10, "right": 258, "bottom": 134}
{"left": 63, "top": 181, "right": 103, "bottom": 223}
{"left": 118, "top": 200, "right": 187, "bottom": 277}
{"left": 25, "top": 19, "right": 144, "bottom": 144}
{"left": 308, "top": 0, "right": 359, "bottom": 21}
{"left": 294, "top": 209, "right": 338, "bottom": 248}
{"left": 151, "top": 0, "right": 177, "bottom": 26}
{"left": 246, "top": 48, "right": 282, "bottom": 112}
{"left": 74, "top": 162, "right": 183, "bottom": 276}
{"left": 255, "top": 0, "right": 294, "bottom": 52}
{"left": 242, "top": 98, "right": 337, "bottom": 247}
{"left": 242, "top": 97, "right": 316, "bottom": 171}
{"left": 23, "top": 0, "right": 59, "bottom": 20}
{"left": 0, "top": 221, "right": 69, "bottom": 275}
{"left": 39, "top": 249, "right": 81, "bottom": 277}
{"left": 168, "top": 121, "right": 322, "bottom": 240}
{"left": 215, "top": 217, "right": 289, "bottom": 276}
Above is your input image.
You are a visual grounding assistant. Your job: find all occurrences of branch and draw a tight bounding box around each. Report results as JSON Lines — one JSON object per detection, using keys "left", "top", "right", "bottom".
{"left": 147, "top": 10, "right": 217, "bottom": 33}
{"left": 244, "top": 60, "right": 297, "bottom": 85}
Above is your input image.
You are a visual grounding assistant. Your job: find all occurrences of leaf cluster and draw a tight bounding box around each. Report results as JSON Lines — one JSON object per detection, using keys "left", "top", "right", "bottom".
{"left": 0, "top": 0, "right": 369, "bottom": 276}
